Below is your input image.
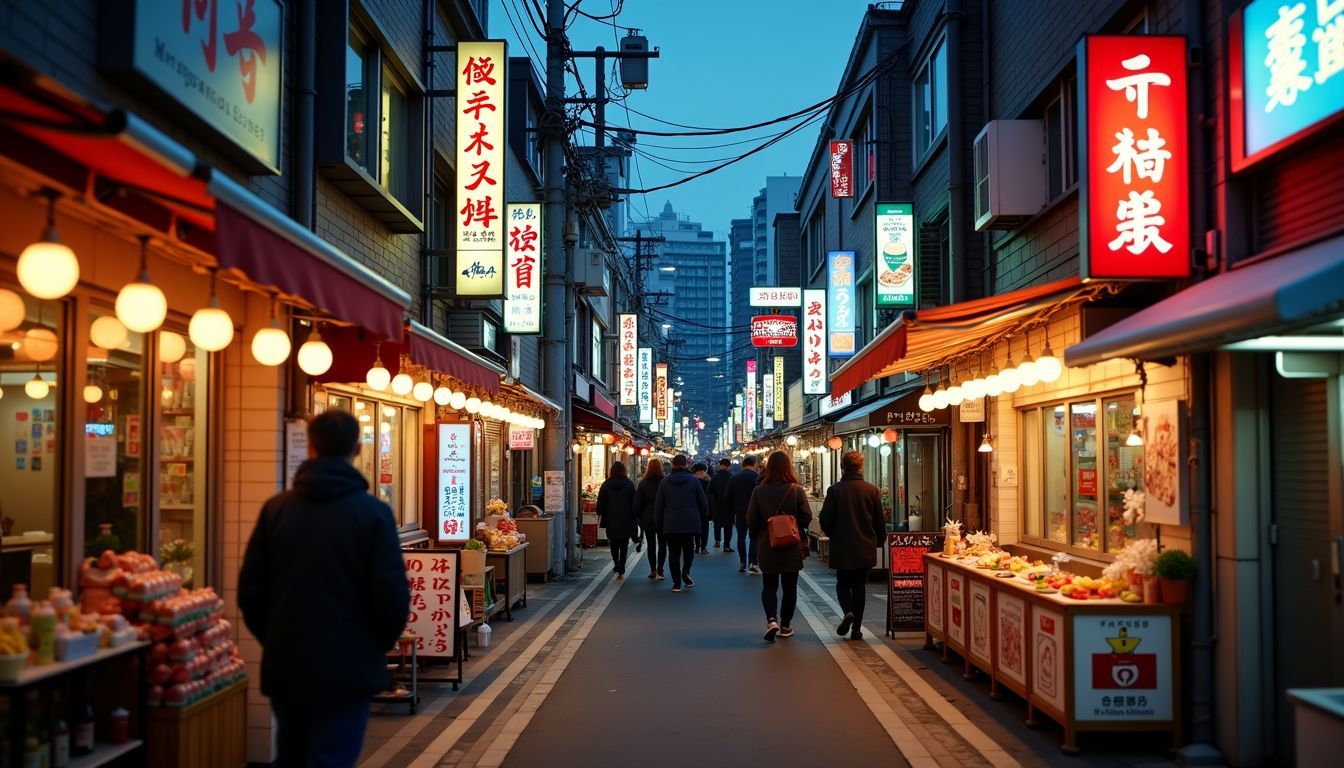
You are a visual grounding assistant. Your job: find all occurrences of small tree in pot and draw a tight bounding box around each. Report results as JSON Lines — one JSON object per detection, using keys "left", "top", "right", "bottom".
{"left": 1155, "top": 549, "right": 1196, "bottom": 605}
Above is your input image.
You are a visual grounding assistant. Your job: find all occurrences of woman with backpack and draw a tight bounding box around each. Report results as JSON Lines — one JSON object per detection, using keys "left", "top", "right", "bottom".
{"left": 746, "top": 450, "right": 813, "bottom": 642}
{"left": 596, "top": 461, "right": 637, "bottom": 579}
{"left": 633, "top": 459, "right": 667, "bottom": 580}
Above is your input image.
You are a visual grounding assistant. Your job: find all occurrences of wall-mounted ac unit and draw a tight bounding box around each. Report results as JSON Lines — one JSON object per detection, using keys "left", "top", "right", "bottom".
{"left": 973, "top": 120, "right": 1046, "bottom": 231}
{"left": 573, "top": 248, "right": 610, "bottom": 296}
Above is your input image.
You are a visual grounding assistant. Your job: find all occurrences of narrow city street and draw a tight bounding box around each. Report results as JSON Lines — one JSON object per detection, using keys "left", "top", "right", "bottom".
{"left": 359, "top": 547, "right": 1180, "bottom": 768}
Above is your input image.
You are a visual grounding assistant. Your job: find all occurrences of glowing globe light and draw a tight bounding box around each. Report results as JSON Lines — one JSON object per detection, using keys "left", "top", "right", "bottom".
{"left": 434, "top": 386, "right": 453, "bottom": 406}
{"left": 23, "top": 327, "right": 58, "bottom": 362}
{"left": 83, "top": 384, "right": 103, "bottom": 404}
{"left": 412, "top": 381, "right": 434, "bottom": 402}
{"left": 391, "top": 373, "right": 414, "bottom": 396}
{"left": 366, "top": 360, "right": 391, "bottom": 391}
{"left": 296, "top": 330, "right": 333, "bottom": 376}
{"left": 250, "top": 323, "right": 291, "bottom": 367}
{"left": 116, "top": 278, "right": 167, "bottom": 334}
{"left": 158, "top": 331, "right": 187, "bottom": 364}
{"left": 449, "top": 391, "right": 467, "bottom": 410}
{"left": 0, "top": 289, "right": 25, "bottom": 333}
{"left": 18, "top": 237, "right": 79, "bottom": 300}
{"left": 25, "top": 373, "right": 50, "bottom": 400}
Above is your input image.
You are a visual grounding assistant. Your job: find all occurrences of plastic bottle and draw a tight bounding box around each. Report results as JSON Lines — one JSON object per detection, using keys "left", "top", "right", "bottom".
{"left": 72, "top": 685, "right": 94, "bottom": 757}
{"left": 5, "top": 584, "right": 31, "bottom": 624}
{"left": 30, "top": 602, "right": 56, "bottom": 665}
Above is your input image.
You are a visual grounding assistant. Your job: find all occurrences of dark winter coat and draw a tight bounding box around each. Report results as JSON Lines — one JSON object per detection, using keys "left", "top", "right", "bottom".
{"left": 696, "top": 474, "right": 713, "bottom": 521}
{"left": 238, "top": 457, "right": 410, "bottom": 704}
{"left": 633, "top": 475, "right": 662, "bottom": 536}
{"left": 596, "top": 476, "right": 638, "bottom": 539}
{"left": 708, "top": 469, "right": 733, "bottom": 526}
{"left": 654, "top": 468, "right": 709, "bottom": 534}
{"left": 724, "top": 468, "right": 760, "bottom": 529}
{"left": 819, "top": 472, "right": 886, "bottom": 570}
{"left": 746, "top": 482, "right": 813, "bottom": 574}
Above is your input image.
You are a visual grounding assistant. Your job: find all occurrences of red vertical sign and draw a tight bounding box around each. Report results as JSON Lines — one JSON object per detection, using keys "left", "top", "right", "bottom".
{"left": 830, "top": 140, "right": 854, "bottom": 198}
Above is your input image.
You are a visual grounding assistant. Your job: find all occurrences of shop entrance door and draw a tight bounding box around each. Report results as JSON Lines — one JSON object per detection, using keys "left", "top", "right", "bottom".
{"left": 1268, "top": 375, "right": 1344, "bottom": 763}
{"left": 904, "top": 433, "right": 943, "bottom": 532}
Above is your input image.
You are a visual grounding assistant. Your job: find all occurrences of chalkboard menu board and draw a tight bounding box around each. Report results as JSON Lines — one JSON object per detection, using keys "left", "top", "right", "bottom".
{"left": 887, "top": 532, "right": 944, "bottom": 633}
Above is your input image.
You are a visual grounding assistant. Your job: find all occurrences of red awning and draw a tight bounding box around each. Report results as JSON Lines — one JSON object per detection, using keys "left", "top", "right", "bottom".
{"left": 830, "top": 277, "right": 1100, "bottom": 397}
{"left": 572, "top": 403, "right": 626, "bottom": 435}
{"left": 406, "top": 322, "right": 503, "bottom": 395}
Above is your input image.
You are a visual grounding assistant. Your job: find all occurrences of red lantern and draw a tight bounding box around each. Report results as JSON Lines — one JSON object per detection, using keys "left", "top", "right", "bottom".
{"left": 826, "top": 436, "right": 843, "bottom": 451}
{"left": 602, "top": 433, "right": 615, "bottom": 445}
{"left": 883, "top": 429, "right": 899, "bottom": 444}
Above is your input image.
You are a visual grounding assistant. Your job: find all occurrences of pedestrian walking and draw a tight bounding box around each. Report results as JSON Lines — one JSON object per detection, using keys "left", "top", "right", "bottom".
{"left": 746, "top": 451, "right": 813, "bottom": 642}
{"left": 596, "top": 461, "right": 638, "bottom": 579}
{"left": 654, "top": 454, "right": 708, "bottom": 592}
{"left": 238, "top": 410, "right": 410, "bottom": 767}
{"left": 725, "top": 455, "right": 761, "bottom": 573}
{"left": 708, "top": 458, "right": 734, "bottom": 552}
{"left": 633, "top": 459, "right": 667, "bottom": 580}
{"left": 692, "top": 462, "right": 712, "bottom": 554}
{"left": 819, "top": 451, "right": 886, "bottom": 640}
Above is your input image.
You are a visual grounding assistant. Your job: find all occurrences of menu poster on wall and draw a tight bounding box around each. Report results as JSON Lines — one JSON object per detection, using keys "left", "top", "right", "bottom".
{"left": 887, "top": 532, "right": 943, "bottom": 633}
{"left": 403, "top": 550, "right": 459, "bottom": 659}
{"left": 284, "top": 420, "right": 308, "bottom": 489}
{"left": 1072, "top": 614, "right": 1173, "bottom": 721}
{"left": 543, "top": 470, "right": 564, "bottom": 514}
{"left": 430, "top": 424, "right": 472, "bottom": 544}
{"left": 875, "top": 202, "right": 916, "bottom": 308}
{"left": 1142, "top": 399, "right": 1186, "bottom": 525}
{"left": 85, "top": 434, "right": 117, "bottom": 479}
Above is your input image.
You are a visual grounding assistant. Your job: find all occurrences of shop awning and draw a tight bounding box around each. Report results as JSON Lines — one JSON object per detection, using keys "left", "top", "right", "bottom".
{"left": 832, "top": 382, "right": 947, "bottom": 434}
{"left": 830, "top": 277, "right": 1107, "bottom": 398}
{"left": 502, "top": 381, "right": 562, "bottom": 414}
{"left": 406, "top": 322, "right": 503, "bottom": 395}
{"left": 1065, "top": 234, "right": 1344, "bottom": 367}
{"left": 0, "top": 59, "right": 412, "bottom": 341}
{"left": 572, "top": 402, "right": 626, "bottom": 435}
{"left": 831, "top": 395, "right": 900, "bottom": 434}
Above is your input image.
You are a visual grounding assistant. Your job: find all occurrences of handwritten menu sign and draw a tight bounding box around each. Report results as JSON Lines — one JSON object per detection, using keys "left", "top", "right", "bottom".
{"left": 887, "top": 532, "right": 943, "bottom": 633}
{"left": 403, "top": 551, "right": 459, "bottom": 660}
{"left": 431, "top": 424, "right": 472, "bottom": 544}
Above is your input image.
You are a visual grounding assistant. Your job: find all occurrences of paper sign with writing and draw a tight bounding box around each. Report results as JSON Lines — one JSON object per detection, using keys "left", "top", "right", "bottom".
{"left": 827, "top": 251, "right": 857, "bottom": 356}
{"left": 431, "top": 424, "right": 472, "bottom": 544}
{"left": 403, "top": 551, "right": 459, "bottom": 659}
{"left": 504, "top": 203, "right": 542, "bottom": 332}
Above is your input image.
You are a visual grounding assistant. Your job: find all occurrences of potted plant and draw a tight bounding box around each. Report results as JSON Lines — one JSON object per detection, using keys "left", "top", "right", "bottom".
{"left": 1155, "top": 548, "right": 1195, "bottom": 604}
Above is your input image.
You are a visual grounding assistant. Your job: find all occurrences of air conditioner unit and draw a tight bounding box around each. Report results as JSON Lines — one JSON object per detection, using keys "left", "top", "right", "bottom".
{"left": 973, "top": 120, "right": 1046, "bottom": 231}
{"left": 573, "top": 248, "right": 609, "bottom": 297}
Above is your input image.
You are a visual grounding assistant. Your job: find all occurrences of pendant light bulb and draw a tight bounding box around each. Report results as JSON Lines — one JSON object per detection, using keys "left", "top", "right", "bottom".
{"left": 17, "top": 193, "right": 79, "bottom": 300}
{"left": 1126, "top": 428, "right": 1144, "bottom": 447}
{"left": 90, "top": 316, "right": 129, "bottom": 350}
{"left": 946, "top": 384, "right": 965, "bottom": 407}
{"left": 116, "top": 238, "right": 167, "bottom": 333}
{"left": 931, "top": 386, "right": 949, "bottom": 409}
{"left": 83, "top": 383, "right": 104, "bottom": 404}
{"left": 465, "top": 397, "right": 481, "bottom": 414}
{"left": 985, "top": 374, "right": 1003, "bottom": 397}
{"left": 449, "top": 391, "right": 467, "bottom": 410}
{"left": 23, "top": 326, "right": 59, "bottom": 362}
{"left": 365, "top": 359, "right": 391, "bottom": 391}
{"left": 159, "top": 331, "right": 187, "bottom": 364}
{"left": 1017, "top": 359, "right": 1040, "bottom": 387}
{"left": 412, "top": 380, "right": 434, "bottom": 402}
{"left": 866, "top": 433, "right": 882, "bottom": 448}
{"left": 0, "top": 288, "right": 25, "bottom": 333}
{"left": 978, "top": 434, "right": 994, "bottom": 453}
{"left": 296, "top": 328, "right": 333, "bottom": 376}
{"left": 25, "top": 372, "right": 50, "bottom": 400}
{"left": 999, "top": 362, "right": 1022, "bottom": 393}
{"left": 390, "top": 372, "right": 414, "bottom": 396}
{"left": 879, "top": 444, "right": 893, "bottom": 458}
{"left": 1035, "top": 343, "right": 1063, "bottom": 383}
{"left": 433, "top": 386, "right": 453, "bottom": 406}
{"left": 251, "top": 303, "right": 291, "bottom": 366}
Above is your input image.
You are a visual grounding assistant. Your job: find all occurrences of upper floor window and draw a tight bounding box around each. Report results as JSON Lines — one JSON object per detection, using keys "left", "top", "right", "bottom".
{"left": 857, "top": 114, "right": 876, "bottom": 191}
{"left": 1044, "top": 78, "right": 1079, "bottom": 200}
{"left": 913, "top": 40, "right": 949, "bottom": 160}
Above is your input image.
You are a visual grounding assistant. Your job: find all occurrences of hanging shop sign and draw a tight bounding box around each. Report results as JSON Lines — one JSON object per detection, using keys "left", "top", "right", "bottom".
{"left": 875, "top": 203, "right": 916, "bottom": 308}
{"left": 750, "top": 314, "right": 799, "bottom": 347}
{"left": 455, "top": 40, "right": 508, "bottom": 296}
{"left": 504, "top": 203, "right": 542, "bottom": 332}
{"left": 1079, "top": 35, "right": 1189, "bottom": 280}
{"left": 1231, "top": 0, "right": 1344, "bottom": 170}
{"left": 508, "top": 427, "right": 534, "bottom": 450}
{"left": 773, "top": 356, "right": 785, "bottom": 423}
{"left": 654, "top": 362, "right": 668, "bottom": 420}
{"left": 637, "top": 347, "right": 653, "bottom": 423}
{"left": 827, "top": 251, "right": 857, "bottom": 357}
{"left": 427, "top": 423, "right": 473, "bottom": 544}
{"left": 749, "top": 287, "right": 803, "bottom": 307}
{"left": 802, "top": 289, "right": 828, "bottom": 395}
{"left": 745, "top": 361, "right": 757, "bottom": 435}
{"left": 618, "top": 313, "right": 638, "bottom": 406}
{"left": 886, "top": 532, "right": 944, "bottom": 633}
{"left": 403, "top": 551, "right": 459, "bottom": 659}
{"left": 101, "top": 0, "right": 284, "bottom": 173}
{"left": 830, "top": 140, "right": 855, "bottom": 198}
{"left": 818, "top": 390, "right": 852, "bottom": 417}
{"left": 958, "top": 396, "right": 985, "bottom": 423}
{"left": 763, "top": 373, "right": 775, "bottom": 430}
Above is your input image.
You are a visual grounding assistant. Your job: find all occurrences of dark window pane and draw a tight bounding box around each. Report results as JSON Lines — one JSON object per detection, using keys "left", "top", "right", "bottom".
{"left": 346, "top": 31, "right": 370, "bottom": 172}
{"left": 1046, "top": 97, "right": 1063, "bottom": 200}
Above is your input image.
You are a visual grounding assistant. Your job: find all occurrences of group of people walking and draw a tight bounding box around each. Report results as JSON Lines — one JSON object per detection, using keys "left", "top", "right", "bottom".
{"left": 595, "top": 448, "right": 886, "bottom": 643}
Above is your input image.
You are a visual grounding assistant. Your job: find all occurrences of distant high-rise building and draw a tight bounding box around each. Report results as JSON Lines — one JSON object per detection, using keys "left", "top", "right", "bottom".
{"left": 728, "top": 217, "right": 755, "bottom": 389}
{"left": 629, "top": 202, "right": 730, "bottom": 429}
{"left": 752, "top": 176, "right": 803, "bottom": 288}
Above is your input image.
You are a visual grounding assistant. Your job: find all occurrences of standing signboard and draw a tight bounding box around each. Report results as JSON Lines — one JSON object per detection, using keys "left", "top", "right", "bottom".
{"left": 403, "top": 550, "right": 461, "bottom": 662}
{"left": 875, "top": 203, "right": 916, "bottom": 308}
{"left": 827, "top": 251, "right": 857, "bottom": 357}
{"left": 454, "top": 41, "right": 508, "bottom": 296}
{"left": 425, "top": 423, "right": 472, "bottom": 544}
{"left": 887, "top": 532, "right": 944, "bottom": 633}
{"left": 504, "top": 203, "right": 542, "bottom": 333}
{"left": 802, "top": 289, "right": 827, "bottom": 394}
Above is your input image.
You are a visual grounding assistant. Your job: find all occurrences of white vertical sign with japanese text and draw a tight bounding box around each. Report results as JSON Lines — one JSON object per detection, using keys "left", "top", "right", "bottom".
{"left": 802, "top": 289, "right": 828, "bottom": 394}
{"left": 637, "top": 347, "right": 653, "bottom": 423}
{"left": 745, "top": 360, "right": 757, "bottom": 437}
{"left": 433, "top": 423, "right": 472, "bottom": 544}
{"left": 762, "top": 373, "right": 775, "bottom": 430}
{"left": 618, "top": 314, "right": 638, "bottom": 406}
{"left": 455, "top": 41, "right": 507, "bottom": 296}
{"left": 655, "top": 363, "right": 669, "bottom": 421}
{"left": 504, "top": 203, "right": 541, "bottom": 333}
{"left": 403, "top": 551, "right": 458, "bottom": 659}
{"left": 773, "top": 355, "right": 785, "bottom": 423}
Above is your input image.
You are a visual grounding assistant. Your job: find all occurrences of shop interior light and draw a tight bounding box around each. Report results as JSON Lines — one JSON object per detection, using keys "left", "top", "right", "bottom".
{"left": 390, "top": 372, "right": 414, "bottom": 396}
{"left": 0, "top": 288, "right": 25, "bottom": 333}
{"left": 296, "top": 327, "right": 333, "bottom": 376}
{"left": 465, "top": 397, "right": 481, "bottom": 414}
{"left": 90, "top": 316, "right": 129, "bottom": 351}
{"left": 178, "top": 357, "right": 197, "bottom": 381}
{"left": 449, "top": 391, "right": 467, "bottom": 410}
{"left": 978, "top": 434, "right": 994, "bottom": 453}
{"left": 23, "top": 326, "right": 58, "bottom": 362}
{"left": 412, "top": 380, "right": 434, "bottom": 402}
{"left": 786, "top": 434, "right": 798, "bottom": 446}
{"left": 1126, "top": 427, "right": 1144, "bottom": 447}
{"left": 1034, "top": 343, "right": 1063, "bottom": 383}
{"left": 26, "top": 370, "right": 50, "bottom": 400}
{"left": 188, "top": 272, "right": 235, "bottom": 352}
{"left": 639, "top": 447, "right": 649, "bottom": 456}
{"left": 250, "top": 300, "right": 291, "bottom": 366}
{"left": 158, "top": 331, "right": 187, "bottom": 364}
{"left": 625, "top": 445, "right": 636, "bottom": 455}
{"left": 433, "top": 386, "right": 453, "bottom": 406}
{"left": 18, "top": 190, "right": 79, "bottom": 300}
{"left": 83, "top": 383, "right": 103, "bottom": 404}
{"left": 931, "top": 385, "right": 949, "bottom": 409}
{"left": 116, "top": 236, "right": 167, "bottom": 333}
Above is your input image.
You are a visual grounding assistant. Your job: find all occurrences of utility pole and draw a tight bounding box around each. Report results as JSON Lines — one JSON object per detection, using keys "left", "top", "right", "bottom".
{"left": 542, "top": 0, "right": 574, "bottom": 572}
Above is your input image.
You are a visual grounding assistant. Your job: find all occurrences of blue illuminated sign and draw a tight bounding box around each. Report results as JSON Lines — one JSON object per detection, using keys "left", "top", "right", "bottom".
{"left": 826, "top": 250, "right": 857, "bottom": 358}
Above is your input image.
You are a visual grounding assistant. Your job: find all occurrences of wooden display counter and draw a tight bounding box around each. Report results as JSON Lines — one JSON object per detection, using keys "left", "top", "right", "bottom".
{"left": 924, "top": 554, "right": 1181, "bottom": 753}
{"left": 485, "top": 543, "right": 529, "bottom": 620}
{"left": 147, "top": 678, "right": 247, "bottom": 768}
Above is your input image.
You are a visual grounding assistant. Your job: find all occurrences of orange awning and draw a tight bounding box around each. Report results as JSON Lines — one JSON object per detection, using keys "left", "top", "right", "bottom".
{"left": 830, "top": 277, "right": 1108, "bottom": 397}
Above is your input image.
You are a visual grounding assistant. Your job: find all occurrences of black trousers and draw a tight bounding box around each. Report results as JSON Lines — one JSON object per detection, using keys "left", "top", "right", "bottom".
{"left": 762, "top": 571, "right": 799, "bottom": 627}
{"left": 714, "top": 520, "right": 732, "bottom": 547}
{"left": 697, "top": 518, "right": 711, "bottom": 549}
{"left": 835, "top": 568, "right": 868, "bottom": 625}
{"left": 610, "top": 535, "right": 630, "bottom": 574}
{"left": 665, "top": 533, "right": 696, "bottom": 586}
{"left": 641, "top": 526, "right": 666, "bottom": 574}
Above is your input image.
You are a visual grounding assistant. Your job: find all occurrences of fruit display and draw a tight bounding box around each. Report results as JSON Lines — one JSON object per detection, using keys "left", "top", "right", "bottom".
{"left": 0, "top": 617, "right": 29, "bottom": 656}
{"left": 955, "top": 546, "right": 1156, "bottom": 603}
{"left": 477, "top": 515, "right": 527, "bottom": 551}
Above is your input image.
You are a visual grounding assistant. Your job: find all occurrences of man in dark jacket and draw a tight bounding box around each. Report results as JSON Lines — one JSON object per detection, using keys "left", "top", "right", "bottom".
{"left": 654, "top": 454, "right": 708, "bottom": 592}
{"left": 596, "top": 461, "right": 637, "bottom": 578}
{"left": 819, "top": 450, "right": 886, "bottom": 640}
{"left": 724, "top": 455, "right": 761, "bottom": 573}
{"left": 239, "top": 410, "right": 410, "bottom": 766}
{"left": 691, "top": 462, "right": 712, "bottom": 554}
{"left": 707, "top": 459, "right": 734, "bottom": 553}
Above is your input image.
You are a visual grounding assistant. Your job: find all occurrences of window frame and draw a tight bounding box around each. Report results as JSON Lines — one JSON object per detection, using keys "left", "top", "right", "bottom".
{"left": 322, "top": 386, "right": 425, "bottom": 532}
{"left": 912, "top": 38, "right": 950, "bottom": 164}
{"left": 1044, "top": 77, "right": 1079, "bottom": 202}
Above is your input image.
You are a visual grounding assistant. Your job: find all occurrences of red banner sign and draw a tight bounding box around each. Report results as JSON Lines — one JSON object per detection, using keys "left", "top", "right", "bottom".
{"left": 830, "top": 140, "right": 854, "bottom": 198}
{"left": 750, "top": 315, "right": 799, "bottom": 347}
{"left": 1080, "top": 36, "right": 1189, "bottom": 280}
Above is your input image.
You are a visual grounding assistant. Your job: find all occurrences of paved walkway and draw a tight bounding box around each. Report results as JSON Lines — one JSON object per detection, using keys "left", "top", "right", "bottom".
{"left": 358, "top": 546, "right": 1182, "bottom": 768}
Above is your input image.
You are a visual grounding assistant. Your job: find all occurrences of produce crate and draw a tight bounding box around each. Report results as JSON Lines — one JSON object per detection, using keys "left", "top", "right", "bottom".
{"left": 147, "top": 678, "right": 247, "bottom": 768}
{"left": 460, "top": 549, "right": 487, "bottom": 586}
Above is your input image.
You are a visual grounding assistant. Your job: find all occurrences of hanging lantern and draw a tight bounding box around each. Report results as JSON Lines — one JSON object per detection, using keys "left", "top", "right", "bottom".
{"left": 882, "top": 429, "right": 899, "bottom": 443}
{"left": 17, "top": 190, "right": 79, "bottom": 300}
{"left": 159, "top": 331, "right": 187, "bottom": 364}
{"left": 188, "top": 273, "right": 235, "bottom": 352}
{"left": 879, "top": 444, "right": 893, "bottom": 457}
{"left": 0, "top": 289, "right": 25, "bottom": 333}
{"left": 827, "top": 435, "right": 843, "bottom": 450}
{"left": 917, "top": 380, "right": 935, "bottom": 412}
{"left": 250, "top": 300, "right": 290, "bottom": 366}
{"left": 465, "top": 397, "right": 481, "bottom": 414}
{"left": 866, "top": 433, "right": 881, "bottom": 448}
{"left": 390, "top": 372, "right": 413, "bottom": 396}
{"left": 946, "top": 384, "right": 965, "bottom": 407}
{"left": 931, "top": 385, "right": 949, "bottom": 409}
{"left": 83, "top": 383, "right": 103, "bottom": 404}
{"left": 984, "top": 374, "right": 1003, "bottom": 397}
{"left": 412, "top": 380, "right": 434, "bottom": 402}
{"left": 296, "top": 328, "right": 333, "bottom": 376}
{"left": 999, "top": 362, "right": 1022, "bottom": 393}
{"left": 449, "top": 391, "right": 467, "bottom": 410}
{"left": 434, "top": 386, "right": 453, "bottom": 406}
{"left": 25, "top": 371, "right": 50, "bottom": 400}
{"left": 785, "top": 435, "right": 798, "bottom": 446}
{"left": 23, "top": 327, "right": 58, "bottom": 362}
{"left": 978, "top": 434, "right": 994, "bottom": 453}
{"left": 366, "top": 345, "right": 391, "bottom": 391}
{"left": 90, "top": 316, "right": 129, "bottom": 350}
{"left": 178, "top": 356, "right": 198, "bottom": 381}
{"left": 116, "top": 236, "right": 167, "bottom": 333}
{"left": 1035, "top": 343, "right": 1063, "bottom": 383}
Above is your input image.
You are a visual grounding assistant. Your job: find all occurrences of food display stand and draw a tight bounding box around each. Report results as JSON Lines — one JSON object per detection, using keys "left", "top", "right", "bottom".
{"left": 924, "top": 554, "right": 1181, "bottom": 754}
{"left": 514, "top": 515, "right": 560, "bottom": 580}
{"left": 486, "top": 543, "right": 529, "bottom": 620}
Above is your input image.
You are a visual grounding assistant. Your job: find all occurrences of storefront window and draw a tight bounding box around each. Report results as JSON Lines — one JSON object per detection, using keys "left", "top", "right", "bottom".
{"left": 1070, "top": 403, "right": 1099, "bottom": 550}
{"left": 326, "top": 392, "right": 421, "bottom": 530}
{"left": 906, "top": 434, "right": 939, "bottom": 531}
{"left": 1, "top": 289, "right": 63, "bottom": 594}
{"left": 1043, "top": 405, "right": 1069, "bottom": 545}
{"left": 84, "top": 310, "right": 145, "bottom": 561}
{"left": 1021, "top": 407, "right": 1042, "bottom": 539}
{"left": 1102, "top": 395, "right": 1141, "bottom": 552}
{"left": 157, "top": 333, "right": 209, "bottom": 584}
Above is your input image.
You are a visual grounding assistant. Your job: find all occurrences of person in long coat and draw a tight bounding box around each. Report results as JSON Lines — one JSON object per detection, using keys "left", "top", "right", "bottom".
{"left": 633, "top": 459, "right": 666, "bottom": 580}
{"left": 724, "top": 455, "right": 761, "bottom": 573}
{"left": 654, "top": 455, "right": 709, "bottom": 592}
{"left": 707, "top": 459, "right": 734, "bottom": 552}
{"left": 746, "top": 451, "right": 812, "bottom": 642}
{"left": 819, "top": 450, "right": 886, "bottom": 639}
{"left": 596, "top": 461, "right": 638, "bottom": 578}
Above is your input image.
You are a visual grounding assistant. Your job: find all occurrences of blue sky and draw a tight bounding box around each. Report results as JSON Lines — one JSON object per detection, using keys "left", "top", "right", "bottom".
{"left": 490, "top": 0, "right": 870, "bottom": 239}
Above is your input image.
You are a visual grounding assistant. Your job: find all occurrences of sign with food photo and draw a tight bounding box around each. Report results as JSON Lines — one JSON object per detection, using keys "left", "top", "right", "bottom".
{"left": 1141, "top": 399, "right": 1185, "bottom": 525}
{"left": 875, "top": 202, "right": 916, "bottom": 308}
